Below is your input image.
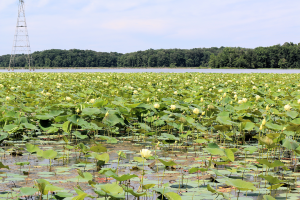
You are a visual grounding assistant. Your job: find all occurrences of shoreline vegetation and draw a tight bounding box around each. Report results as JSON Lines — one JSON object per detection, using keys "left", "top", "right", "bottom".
{"left": 1, "top": 66, "right": 300, "bottom": 70}
{"left": 1, "top": 42, "right": 300, "bottom": 69}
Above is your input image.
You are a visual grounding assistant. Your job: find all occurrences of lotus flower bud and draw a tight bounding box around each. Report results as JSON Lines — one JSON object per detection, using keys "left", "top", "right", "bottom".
{"left": 262, "top": 118, "right": 266, "bottom": 126}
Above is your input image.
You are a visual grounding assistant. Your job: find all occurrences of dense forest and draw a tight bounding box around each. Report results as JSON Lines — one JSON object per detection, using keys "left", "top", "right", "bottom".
{"left": 0, "top": 42, "right": 299, "bottom": 68}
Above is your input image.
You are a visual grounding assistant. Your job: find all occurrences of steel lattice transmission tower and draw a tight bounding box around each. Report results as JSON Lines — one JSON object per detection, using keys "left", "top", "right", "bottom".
{"left": 9, "top": 0, "right": 33, "bottom": 71}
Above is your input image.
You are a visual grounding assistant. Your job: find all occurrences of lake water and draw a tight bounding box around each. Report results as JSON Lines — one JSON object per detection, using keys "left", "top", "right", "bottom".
{"left": 2, "top": 68, "right": 300, "bottom": 73}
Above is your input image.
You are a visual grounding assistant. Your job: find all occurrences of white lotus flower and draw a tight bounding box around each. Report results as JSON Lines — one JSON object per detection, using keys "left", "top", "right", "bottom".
{"left": 140, "top": 149, "right": 152, "bottom": 159}
{"left": 218, "top": 89, "right": 223, "bottom": 93}
{"left": 298, "top": 99, "right": 300, "bottom": 104}
{"left": 238, "top": 100, "right": 243, "bottom": 104}
{"left": 133, "top": 90, "right": 138, "bottom": 94}
{"left": 252, "top": 86, "right": 257, "bottom": 90}
{"left": 154, "top": 103, "right": 160, "bottom": 109}
{"left": 284, "top": 104, "right": 292, "bottom": 111}
{"left": 193, "top": 108, "right": 200, "bottom": 115}
{"left": 255, "top": 95, "right": 260, "bottom": 101}
{"left": 242, "top": 98, "right": 247, "bottom": 103}
{"left": 6, "top": 96, "right": 10, "bottom": 101}
{"left": 174, "top": 91, "right": 178, "bottom": 95}
{"left": 66, "top": 97, "right": 71, "bottom": 101}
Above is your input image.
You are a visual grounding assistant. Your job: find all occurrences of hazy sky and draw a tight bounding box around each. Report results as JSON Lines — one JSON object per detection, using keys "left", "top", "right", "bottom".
{"left": 1, "top": 0, "right": 300, "bottom": 55}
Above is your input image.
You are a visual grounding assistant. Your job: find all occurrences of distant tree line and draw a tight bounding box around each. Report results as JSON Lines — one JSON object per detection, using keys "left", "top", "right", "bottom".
{"left": 209, "top": 42, "right": 300, "bottom": 69}
{"left": 0, "top": 43, "right": 300, "bottom": 68}
{"left": 0, "top": 48, "right": 222, "bottom": 68}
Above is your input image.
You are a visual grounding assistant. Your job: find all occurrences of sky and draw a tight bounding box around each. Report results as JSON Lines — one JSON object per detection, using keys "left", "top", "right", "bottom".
{"left": 1, "top": 0, "right": 300, "bottom": 55}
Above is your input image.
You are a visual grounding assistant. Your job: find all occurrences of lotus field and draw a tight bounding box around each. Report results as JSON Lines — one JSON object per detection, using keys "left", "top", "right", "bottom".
{"left": 1, "top": 72, "right": 300, "bottom": 200}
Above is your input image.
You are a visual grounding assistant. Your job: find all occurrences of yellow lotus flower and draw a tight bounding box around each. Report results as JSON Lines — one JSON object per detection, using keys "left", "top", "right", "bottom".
{"left": 174, "top": 91, "right": 178, "bottom": 95}
{"left": 259, "top": 124, "right": 263, "bottom": 130}
{"left": 238, "top": 100, "right": 243, "bottom": 104}
{"left": 298, "top": 99, "right": 300, "bottom": 104}
{"left": 266, "top": 105, "right": 270, "bottom": 110}
{"left": 140, "top": 149, "right": 152, "bottom": 159}
{"left": 89, "top": 99, "right": 95, "bottom": 104}
{"left": 242, "top": 98, "right": 247, "bottom": 103}
{"left": 200, "top": 98, "right": 204, "bottom": 102}
{"left": 193, "top": 108, "right": 200, "bottom": 115}
{"left": 154, "top": 103, "right": 160, "bottom": 109}
{"left": 207, "top": 105, "right": 214, "bottom": 109}
{"left": 133, "top": 90, "right": 138, "bottom": 94}
{"left": 5, "top": 96, "right": 10, "bottom": 101}
{"left": 255, "top": 95, "right": 260, "bottom": 101}
{"left": 284, "top": 104, "right": 292, "bottom": 111}
{"left": 66, "top": 97, "right": 71, "bottom": 101}
{"left": 170, "top": 105, "right": 176, "bottom": 110}
{"left": 202, "top": 111, "right": 205, "bottom": 115}
{"left": 105, "top": 111, "right": 109, "bottom": 117}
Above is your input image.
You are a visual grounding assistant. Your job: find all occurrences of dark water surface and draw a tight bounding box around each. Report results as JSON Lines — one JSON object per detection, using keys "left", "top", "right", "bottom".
{"left": 2, "top": 68, "right": 300, "bottom": 73}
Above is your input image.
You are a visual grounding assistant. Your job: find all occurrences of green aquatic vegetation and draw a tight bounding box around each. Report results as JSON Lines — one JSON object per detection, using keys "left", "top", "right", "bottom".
{"left": 15, "top": 161, "right": 29, "bottom": 174}
{"left": 0, "top": 73, "right": 300, "bottom": 199}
